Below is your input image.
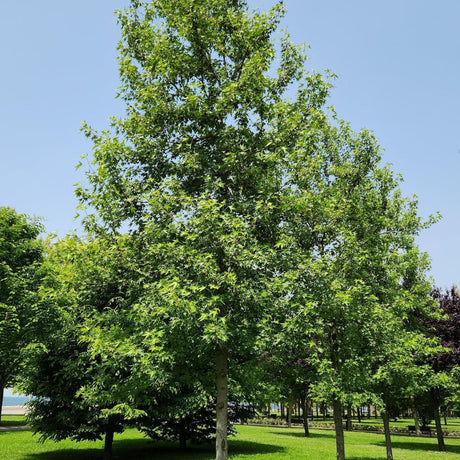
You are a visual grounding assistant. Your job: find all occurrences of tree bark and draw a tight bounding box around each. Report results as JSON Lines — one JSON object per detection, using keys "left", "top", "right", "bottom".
{"left": 357, "top": 406, "right": 361, "bottom": 423}
{"left": 381, "top": 410, "right": 393, "bottom": 460}
{"left": 0, "top": 385, "right": 4, "bottom": 426}
{"left": 103, "top": 428, "right": 114, "bottom": 460}
{"left": 411, "top": 398, "right": 421, "bottom": 435}
{"left": 179, "top": 418, "right": 187, "bottom": 450}
{"left": 346, "top": 404, "right": 352, "bottom": 431}
{"left": 432, "top": 391, "right": 445, "bottom": 452}
{"left": 332, "top": 397, "right": 345, "bottom": 460}
{"left": 287, "top": 402, "right": 292, "bottom": 428}
{"left": 216, "top": 347, "right": 228, "bottom": 460}
{"left": 281, "top": 402, "right": 285, "bottom": 419}
{"left": 367, "top": 405, "right": 371, "bottom": 419}
{"left": 300, "top": 395, "right": 310, "bottom": 437}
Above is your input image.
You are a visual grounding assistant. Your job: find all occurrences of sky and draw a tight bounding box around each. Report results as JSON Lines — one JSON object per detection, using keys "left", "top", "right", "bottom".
{"left": 0, "top": 0, "right": 459, "bottom": 289}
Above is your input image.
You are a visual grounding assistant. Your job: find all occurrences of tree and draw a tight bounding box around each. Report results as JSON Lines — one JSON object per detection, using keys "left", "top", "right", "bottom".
{"left": 421, "top": 286, "right": 460, "bottom": 451}
{"left": 0, "top": 207, "right": 49, "bottom": 425}
{"left": 276, "top": 121, "right": 440, "bottom": 459}
{"left": 76, "top": 1, "right": 339, "bottom": 458}
{"left": 18, "top": 235, "right": 160, "bottom": 460}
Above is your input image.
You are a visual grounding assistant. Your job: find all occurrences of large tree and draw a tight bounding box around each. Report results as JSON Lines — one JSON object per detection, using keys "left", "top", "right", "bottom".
{"left": 76, "top": 1, "right": 338, "bottom": 459}
{"left": 0, "top": 207, "right": 49, "bottom": 424}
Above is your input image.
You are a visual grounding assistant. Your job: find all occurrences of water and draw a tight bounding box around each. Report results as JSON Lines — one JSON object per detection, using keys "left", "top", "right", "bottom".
{"left": 2, "top": 396, "right": 28, "bottom": 406}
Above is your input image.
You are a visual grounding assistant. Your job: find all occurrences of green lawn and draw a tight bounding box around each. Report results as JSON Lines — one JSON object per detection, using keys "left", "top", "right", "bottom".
{"left": 1, "top": 418, "right": 460, "bottom": 459}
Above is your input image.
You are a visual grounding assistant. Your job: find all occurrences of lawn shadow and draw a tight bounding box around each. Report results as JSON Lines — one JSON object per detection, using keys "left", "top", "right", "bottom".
{"left": 375, "top": 438, "right": 460, "bottom": 455}
{"left": 348, "top": 457, "right": 384, "bottom": 460}
{"left": 0, "top": 419, "right": 28, "bottom": 427}
{"left": 21, "top": 437, "right": 284, "bottom": 460}
{"left": 269, "top": 430, "right": 335, "bottom": 439}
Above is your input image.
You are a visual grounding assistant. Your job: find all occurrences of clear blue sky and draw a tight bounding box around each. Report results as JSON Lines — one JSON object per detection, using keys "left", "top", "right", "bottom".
{"left": 1, "top": 0, "right": 459, "bottom": 288}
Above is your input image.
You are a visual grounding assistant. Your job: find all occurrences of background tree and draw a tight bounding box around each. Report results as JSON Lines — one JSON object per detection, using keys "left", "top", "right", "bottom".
{"left": 417, "top": 286, "right": 460, "bottom": 451}
{"left": 277, "top": 119, "right": 439, "bottom": 460}
{"left": 18, "top": 235, "right": 164, "bottom": 460}
{"left": 0, "top": 207, "right": 50, "bottom": 424}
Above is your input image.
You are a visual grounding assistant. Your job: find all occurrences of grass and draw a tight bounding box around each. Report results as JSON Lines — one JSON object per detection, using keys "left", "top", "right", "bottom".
{"left": 1, "top": 420, "right": 460, "bottom": 459}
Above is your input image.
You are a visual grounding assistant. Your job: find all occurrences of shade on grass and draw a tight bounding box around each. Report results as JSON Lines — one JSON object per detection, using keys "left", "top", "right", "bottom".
{"left": 1, "top": 421, "right": 460, "bottom": 459}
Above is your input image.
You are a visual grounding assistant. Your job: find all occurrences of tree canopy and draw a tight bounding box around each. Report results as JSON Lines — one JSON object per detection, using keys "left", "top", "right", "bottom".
{"left": 0, "top": 207, "right": 49, "bottom": 423}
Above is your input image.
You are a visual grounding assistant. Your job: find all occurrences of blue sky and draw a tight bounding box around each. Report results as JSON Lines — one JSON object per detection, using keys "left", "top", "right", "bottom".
{"left": 1, "top": 0, "right": 459, "bottom": 288}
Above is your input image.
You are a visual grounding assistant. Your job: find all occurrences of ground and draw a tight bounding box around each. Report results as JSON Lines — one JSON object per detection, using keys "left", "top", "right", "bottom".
{"left": 1, "top": 417, "right": 460, "bottom": 459}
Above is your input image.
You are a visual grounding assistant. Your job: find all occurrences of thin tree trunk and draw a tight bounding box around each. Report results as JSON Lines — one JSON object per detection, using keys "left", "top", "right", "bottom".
{"left": 357, "top": 406, "right": 361, "bottom": 423}
{"left": 381, "top": 410, "right": 393, "bottom": 460}
{"left": 281, "top": 402, "right": 285, "bottom": 419}
{"left": 412, "top": 399, "right": 421, "bottom": 435}
{"left": 346, "top": 404, "right": 352, "bottom": 431}
{"left": 443, "top": 412, "right": 447, "bottom": 426}
{"left": 179, "top": 418, "right": 187, "bottom": 450}
{"left": 103, "top": 428, "right": 114, "bottom": 460}
{"left": 316, "top": 404, "right": 319, "bottom": 418}
{"left": 332, "top": 397, "right": 345, "bottom": 460}
{"left": 432, "top": 391, "right": 445, "bottom": 452}
{"left": 367, "top": 405, "right": 371, "bottom": 419}
{"left": 300, "top": 395, "right": 310, "bottom": 437}
{"left": 287, "top": 401, "right": 292, "bottom": 428}
{"left": 216, "top": 347, "right": 228, "bottom": 460}
{"left": 0, "top": 385, "right": 4, "bottom": 426}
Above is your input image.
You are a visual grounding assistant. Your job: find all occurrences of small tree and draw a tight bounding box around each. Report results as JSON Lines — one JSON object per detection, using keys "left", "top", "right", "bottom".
{"left": 19, "top": 235, "right": 160, "bottom": 460}
{"left": 421, "top": 286, "right": 460, "bottom": 451}
{"left": 0, "top": 207, "right": 49, "bottom": 424}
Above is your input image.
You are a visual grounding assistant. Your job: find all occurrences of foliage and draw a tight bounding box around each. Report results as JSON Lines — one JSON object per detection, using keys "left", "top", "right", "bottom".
{"left": 141, "top": 398, "right": 254, "bottom": 445}
{"left": 0, "top": 207, "right": 50, "bottom": 412}
{"left": 18, "top": 235, "right": 161, "bottom": 446}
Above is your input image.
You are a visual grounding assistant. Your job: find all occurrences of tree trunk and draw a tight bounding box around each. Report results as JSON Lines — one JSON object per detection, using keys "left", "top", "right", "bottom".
{"left": 0, "top": 385, "right": 4, "bottom": 426}
{"left": 432, "top": 391, "right": 445, "bottom": 452}
{"left": 332, "top": 397, "right": 345, "bottom": 460}
{"left": 357, "top": 406, "right": 361, "bottom": 423}
{"left": 412, "top": 399, "right": 421, "bottom": 435}
{"left": 443, "top": 411, "right": 447, "bottom": 426}
{"left": 300, "top": 395, "right": 310, "bottom": 437}
{"left": 216, "top": 347, "right": 228, "bottom": 460}
{"left": 367, "top": 405, "right": 371, "bottom": 419}
{"left": 381, "top": 410, "right": 393, "bottom": 460}
{"left": 281, "top": 402, "right": 285, "bottom": 419}
{"left": 179, "top": 418, "right": 187, "bottom": 450}
{"left": 103, "top": 428, "right": 114, "bottom": 460}
{"left": 287, "top": 402, "right": 292, "bottom": 428}
{"left": 346, "top": 404, "right": 352, "bottom": 431}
